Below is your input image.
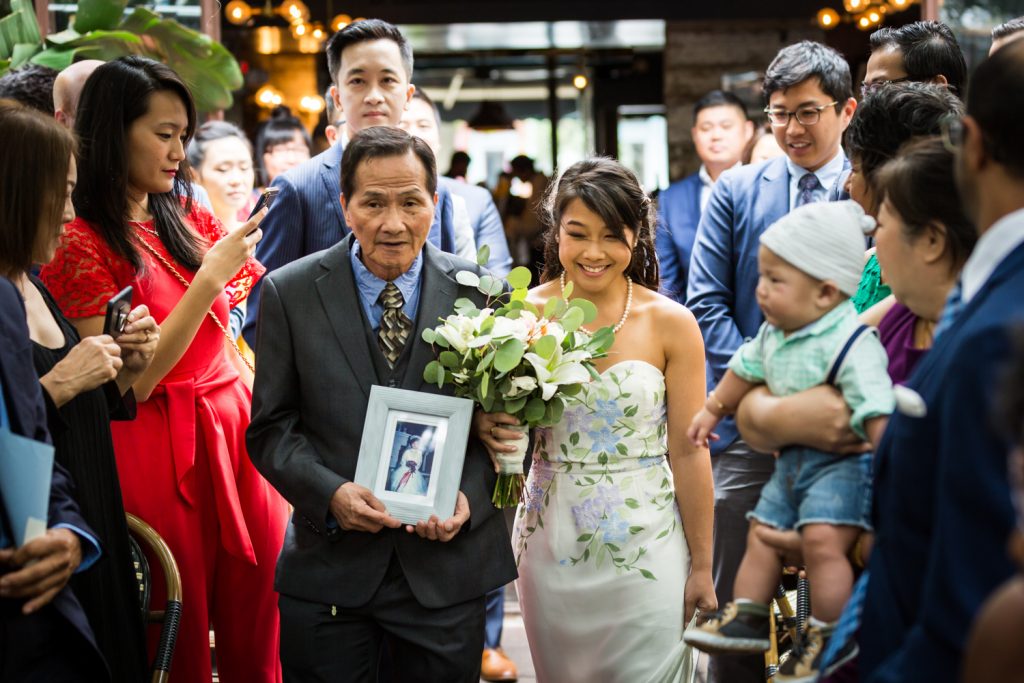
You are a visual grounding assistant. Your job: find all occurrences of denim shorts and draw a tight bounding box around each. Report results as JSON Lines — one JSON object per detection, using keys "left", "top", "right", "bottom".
{"left": 747, "top": 447, "right": 873, "bottom": 531}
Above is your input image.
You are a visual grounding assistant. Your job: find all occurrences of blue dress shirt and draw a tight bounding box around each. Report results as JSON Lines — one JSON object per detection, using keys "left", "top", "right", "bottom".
{"left": 350, "top": 243, "right": 423, "bottom": 331}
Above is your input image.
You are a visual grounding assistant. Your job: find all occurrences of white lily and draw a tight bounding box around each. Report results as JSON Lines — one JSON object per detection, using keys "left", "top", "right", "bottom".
{"left": 523, "top": 347, "right": 591, "bottom": 400}
{"left": 506, "top": 375, "right": 539, "bottom": 398}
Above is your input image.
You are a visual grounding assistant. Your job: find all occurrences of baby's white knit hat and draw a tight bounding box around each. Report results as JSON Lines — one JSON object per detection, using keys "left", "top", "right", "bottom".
{"left": 759, "top": 200, "right": 876, "bottom": 297}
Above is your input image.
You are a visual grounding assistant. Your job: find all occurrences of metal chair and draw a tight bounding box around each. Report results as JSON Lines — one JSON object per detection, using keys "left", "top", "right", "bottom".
{"left": 127, "top": 513, "right": 183, "bottom": 683}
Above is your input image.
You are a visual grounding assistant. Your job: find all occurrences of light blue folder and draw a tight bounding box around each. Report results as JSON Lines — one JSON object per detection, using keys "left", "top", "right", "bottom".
{"left": 0, "top": 380, "right": 53, "bottom": 547}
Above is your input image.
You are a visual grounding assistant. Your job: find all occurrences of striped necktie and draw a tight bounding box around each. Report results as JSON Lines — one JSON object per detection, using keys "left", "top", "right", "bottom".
{"left": 933, "top": 279, "right": 963, "bottom": 340}
{"left": 796, "top": 173, "right": 822, "bottom": 207}
{"left": 378, "top": 282, "right": 412, "bottom": 368}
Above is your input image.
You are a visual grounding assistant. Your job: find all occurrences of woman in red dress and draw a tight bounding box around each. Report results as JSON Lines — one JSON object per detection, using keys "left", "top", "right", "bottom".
{"left": 41, "top": 56, "right": 288, "bottom": 682}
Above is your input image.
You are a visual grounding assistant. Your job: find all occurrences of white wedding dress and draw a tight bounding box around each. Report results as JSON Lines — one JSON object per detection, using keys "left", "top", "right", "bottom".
{"left": 512, "top": 360, "right": 698, "bottom": 683}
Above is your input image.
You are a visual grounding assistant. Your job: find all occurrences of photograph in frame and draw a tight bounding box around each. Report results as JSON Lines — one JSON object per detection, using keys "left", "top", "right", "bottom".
{"left": 354, "top": 386, "right": 474, "bottom": 525}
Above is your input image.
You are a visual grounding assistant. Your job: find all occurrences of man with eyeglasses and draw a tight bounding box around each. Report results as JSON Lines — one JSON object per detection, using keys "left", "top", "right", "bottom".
{"left": 857, "top": 38, "right": 1024, "bottom": 683}
{"left": 862, "top": 21, "right": 967, "bottom": 98}
{"left": 687, "top": 40, "right": 856, "bottom": 683}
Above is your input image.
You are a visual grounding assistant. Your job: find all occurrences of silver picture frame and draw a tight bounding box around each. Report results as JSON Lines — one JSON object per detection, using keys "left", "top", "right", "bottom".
{"left": 354, "top": 386, "right": 474, "bottom": 525}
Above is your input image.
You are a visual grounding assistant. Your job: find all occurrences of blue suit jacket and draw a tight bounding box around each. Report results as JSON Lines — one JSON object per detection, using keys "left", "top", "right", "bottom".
{"left": 686, "top": 155, "right": 849, "bottom": 453}
{"left": 243, "top": 143, "right": 458, "bottom": 345}
{"left": 441, "top": 178, "right": 512, "bottom": 277}
{"left": 0, "top": 277, "right": 107, "bottom": 679}
{"left": 656, "top": 172, "right": 703, "bottom": 303}
{"left": 858, "top": 242, "right": 1024, "bottom": 683}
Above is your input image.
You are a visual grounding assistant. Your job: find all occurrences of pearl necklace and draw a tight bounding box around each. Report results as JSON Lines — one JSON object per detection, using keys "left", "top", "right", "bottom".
{"left": 559, "top": 271, "right": 633, "bottom": 333}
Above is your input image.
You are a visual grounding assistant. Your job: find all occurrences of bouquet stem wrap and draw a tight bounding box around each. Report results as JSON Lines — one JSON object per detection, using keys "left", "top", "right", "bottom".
{"left": 492, "top": 424, "right": 529, "bottom": 508}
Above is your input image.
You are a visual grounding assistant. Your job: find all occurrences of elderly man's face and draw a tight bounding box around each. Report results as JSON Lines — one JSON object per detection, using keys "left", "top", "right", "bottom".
{"left": 341, "top": 150, "right": 437, "bottom": 281}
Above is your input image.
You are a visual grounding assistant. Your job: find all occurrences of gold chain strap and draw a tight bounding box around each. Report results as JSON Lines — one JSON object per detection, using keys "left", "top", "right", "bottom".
{"left": 135, "top": 231, "right": 255, "bottom": 374}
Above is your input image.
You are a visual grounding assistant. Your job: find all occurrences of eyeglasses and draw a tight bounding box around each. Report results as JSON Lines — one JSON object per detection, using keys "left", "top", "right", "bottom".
{"left": 763, "top": 101, "right": 838, "bottom": 128}
{"left": 859, "top": 77, "right": 912, "bottom": 97}
{"left": 940, "top": 115, "right": 965, "bottom": 153}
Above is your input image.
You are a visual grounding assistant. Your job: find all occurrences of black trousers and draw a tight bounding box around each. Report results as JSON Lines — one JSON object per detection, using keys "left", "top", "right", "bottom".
{"left": 279, "top": 555, "right": 486, "bottom": 683}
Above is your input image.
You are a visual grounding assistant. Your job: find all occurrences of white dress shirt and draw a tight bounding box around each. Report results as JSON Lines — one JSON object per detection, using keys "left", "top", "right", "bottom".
{"left": 785, "top": 151, "right": 846, "bottom": 211}
{"left": 961, "top": 207, "right": 1024, "bottom": 303}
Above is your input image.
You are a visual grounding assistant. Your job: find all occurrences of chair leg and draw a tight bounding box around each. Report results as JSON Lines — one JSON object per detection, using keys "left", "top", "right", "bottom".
{"left": 765, "top": 605, "right": 779, "bottom": 681}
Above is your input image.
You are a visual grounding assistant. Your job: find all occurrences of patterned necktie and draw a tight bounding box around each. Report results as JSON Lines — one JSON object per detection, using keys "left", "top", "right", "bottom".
{"left": 933, "top": 278, "right": 963, "bottom": 340}
{"left": 378, "top": 282, "right": 412, "bottom": 368}
{"left": 796, "top": 172, "right": 823, "bottom": 207}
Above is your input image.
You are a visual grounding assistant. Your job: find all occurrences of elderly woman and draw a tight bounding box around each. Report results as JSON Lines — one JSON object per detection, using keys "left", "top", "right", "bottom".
{"left": 0, "top": 99, "right": 160, "bottom": 681}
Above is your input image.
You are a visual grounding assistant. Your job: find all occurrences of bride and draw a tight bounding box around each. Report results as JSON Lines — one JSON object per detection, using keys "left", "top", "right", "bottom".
{"left": 477, "top": 157, "right": 716, "bottom": 682}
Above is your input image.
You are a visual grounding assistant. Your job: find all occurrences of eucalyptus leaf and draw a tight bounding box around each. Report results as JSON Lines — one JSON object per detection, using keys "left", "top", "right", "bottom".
{"left": 477, "top": 275, "right": 495, "bottom": 296}
{"left": 505, "top": 395, "right": 528, "bottom": 415}
{"left": 439, "top": 351, "right": 459, "bottom": 369}
{"left": 455, "top": 270, "right": 480, "bottom": 288}
{"left": 524, "top": 397, "right": 546, "bottom": 423}
{"left": 486, "top": 277, "right": 504, "bottom": 296}
{"left": 545, "top": 397, "right": 565, "bottom": 424}
{"left": 480, "top": 371, "right": 490, "bottom": 401}
{"left": 568, "top": 298, "right": 599, "bottom": 324}
{"left": 510, "top": 288, "right": 527, "bottom": 302}
{"left": 421, "top": 328, "right": 436, "bottom": 344}
{"left": 476, "top": 243, "right": 491, "bottom": 267}
{"left": 523, "top": 301, "right": 540, "bottom": 317}
{"left": 493, "top": 338, "right": 524, "bottom": 373}
{"left": 563, "top": 281, "right": 574, "bottom": 298}
{"left": 533, "top": 334, "right": 556, "bottom": 359}
{"left": 543, "top": 297, "right": 559, "bottom": 318}
{"left": 560, "top": 306, "right": 584, "bottom": 333}
{"left": 506, "top": 266, "right": 532, "bottom": 290}
{"left": 423, "top": 360, "right": 441, "bottom": 384}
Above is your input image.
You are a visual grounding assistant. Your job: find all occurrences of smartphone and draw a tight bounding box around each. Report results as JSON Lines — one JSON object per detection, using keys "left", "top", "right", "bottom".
{"left": 247, "top": 186, "right": 279, "bottom": 234}
{"left": 103, "top": 286, "right": 133, "bottom": 338}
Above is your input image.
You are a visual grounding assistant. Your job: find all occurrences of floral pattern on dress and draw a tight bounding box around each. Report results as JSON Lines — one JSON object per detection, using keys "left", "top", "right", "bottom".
{"left": 515, "top": 361, "right": 679, "bottom": 580}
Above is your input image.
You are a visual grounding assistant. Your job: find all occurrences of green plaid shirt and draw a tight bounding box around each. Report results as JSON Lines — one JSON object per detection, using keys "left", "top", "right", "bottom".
{"left": 728, "top": 300, "right": 894, "bottom": 440}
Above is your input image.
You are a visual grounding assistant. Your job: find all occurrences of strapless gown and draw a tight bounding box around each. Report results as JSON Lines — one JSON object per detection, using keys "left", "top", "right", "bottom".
{"left": 512, "top": 360, "right": 698, "bottom": 682}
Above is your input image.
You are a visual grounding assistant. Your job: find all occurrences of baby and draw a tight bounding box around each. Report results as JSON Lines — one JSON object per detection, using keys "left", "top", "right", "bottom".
{"left": 684, "top": 201, "right": 894, "bottom": 679}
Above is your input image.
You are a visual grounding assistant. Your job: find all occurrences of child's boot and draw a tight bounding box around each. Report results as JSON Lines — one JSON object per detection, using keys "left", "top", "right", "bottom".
{"left": 683, "top": 600, "right": 771, "bottom": 654}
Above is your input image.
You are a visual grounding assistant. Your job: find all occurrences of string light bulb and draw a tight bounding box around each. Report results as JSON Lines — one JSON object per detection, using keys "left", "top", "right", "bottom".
{"left": 572, "top": 73, "right": 588, "bottom": 90}
{"left": 331, "top": 14, "right": 351, "bottom": 31}
{"left": 299, "top": 95, "right": 326, "bottom": 113}
{"left": 225, "top": 0, "right": 252, "bottom": 24}
{"left": 844, "top": 0, "right": 867, "bottom": 12}
{"left": 255, "top": 85, "right": 284, "bottom": 108}
{"left": 817, "top": 7, "right": 841, "bottom": 29}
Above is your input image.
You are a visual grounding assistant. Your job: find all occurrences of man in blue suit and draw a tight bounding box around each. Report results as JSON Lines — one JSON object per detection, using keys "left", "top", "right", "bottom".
{"left": 0, "top": 277, "right": 107, "bottom": 681}
{"left": 656, "top": 90, "right": 753, "bottom": 303}
{"left": 686, "top": 41, "right": 856, "bottom": 683}
{"left": 400, "top": 89, "right": 512, "bottom": 278}
{"left": 243, "top": 19, "right": 459, "bottom": 346}
{"left": 858, "top": 39, "right": 1024, "bottom": 682}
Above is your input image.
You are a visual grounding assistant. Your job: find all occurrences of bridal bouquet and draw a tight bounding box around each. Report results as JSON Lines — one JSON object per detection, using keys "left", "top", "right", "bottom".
{"left": 422, "top": 254, "right": 615, "bottom": 507}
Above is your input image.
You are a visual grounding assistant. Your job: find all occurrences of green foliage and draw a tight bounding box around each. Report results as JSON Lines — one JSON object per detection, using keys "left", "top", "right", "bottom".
{"left": 0, "top": 0, "right": 242, "bottom": 111}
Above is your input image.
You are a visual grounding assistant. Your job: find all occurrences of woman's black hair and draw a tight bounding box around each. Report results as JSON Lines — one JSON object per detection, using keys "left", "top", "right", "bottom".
{"left": 540, "top": 157, "right": 659, "bottom": 291}
{"left": 255, "top": 105, "right": 312, "bottom": 186}
{"left": 73, "top": 56, "right": 203, "bottom": 272}
{"left": 187, "top": 120, "right": 253, "bottom": 170}
{"left": 875, "top": 136, "right": 976, "bottom": 275}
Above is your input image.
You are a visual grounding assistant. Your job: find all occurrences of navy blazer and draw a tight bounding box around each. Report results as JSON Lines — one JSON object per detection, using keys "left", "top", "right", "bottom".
{"left": 0, "top": 277, "right": 107, "bottom": 679}
{"left": 441, "top": 178, "right": 512, "bottom": 277}
{"left": 686, "top": 155, "right": 848, "bottom": 453}
{"left": 243, "top": 143, "right": 459, "bottom": 345}
{"left": 656, "top": 172, "right": 703, "bottom": 303}
{"left": 858, "top": 242, "right": 1024, "bottom": 683}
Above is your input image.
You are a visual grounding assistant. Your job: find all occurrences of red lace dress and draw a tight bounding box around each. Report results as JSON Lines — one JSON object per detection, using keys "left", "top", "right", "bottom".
{"left": 41, "top": 206, "right": 287, "bottom": 683}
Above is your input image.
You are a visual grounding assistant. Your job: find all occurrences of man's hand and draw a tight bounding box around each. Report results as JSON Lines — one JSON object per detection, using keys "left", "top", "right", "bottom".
{"left": 0, "top": 528, "right": 82, "bottom": 614}
{"left": 405, "top": 491, "right": 470, "bottom": 542}
{"left": 329, "top": 482, "right": 402, "bottom": 533}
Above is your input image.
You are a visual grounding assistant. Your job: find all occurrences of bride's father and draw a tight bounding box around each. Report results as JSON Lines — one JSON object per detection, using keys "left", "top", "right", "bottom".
{"left": 247, "top": 126, "right": 516, "bottom": 682}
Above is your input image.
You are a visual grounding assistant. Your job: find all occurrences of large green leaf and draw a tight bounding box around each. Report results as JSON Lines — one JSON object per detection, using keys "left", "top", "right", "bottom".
{"left": 73, "top": 0, "right": 127, "bottom": 33}
{"left": 10, "top": 41, "right": 36, "bottom": 66}
{"left": 28, "top": 47, "right": 76, "bottom": 70}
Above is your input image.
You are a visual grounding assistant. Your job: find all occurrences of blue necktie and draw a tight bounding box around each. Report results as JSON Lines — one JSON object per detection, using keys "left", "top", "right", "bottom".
{"left": 796, "top": 173, "right": 822, "bottom": 207}
{"left": 934, "top": 279, "right": 963, "bottom": 340}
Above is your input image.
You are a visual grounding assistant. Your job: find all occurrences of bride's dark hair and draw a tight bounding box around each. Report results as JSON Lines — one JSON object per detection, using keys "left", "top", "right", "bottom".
{"left": 539, "top": 157, "right": 659, "bottom": 291}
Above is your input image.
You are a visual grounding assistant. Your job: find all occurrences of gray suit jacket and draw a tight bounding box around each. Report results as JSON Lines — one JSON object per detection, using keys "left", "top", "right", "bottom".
{"left": 247, "top": 235, "right": 516, "bottom": 609}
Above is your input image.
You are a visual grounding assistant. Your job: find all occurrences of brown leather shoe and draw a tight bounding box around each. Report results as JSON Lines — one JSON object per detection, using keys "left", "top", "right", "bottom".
{"left": 481, "top": 647, "right": 518, "bottom": 681}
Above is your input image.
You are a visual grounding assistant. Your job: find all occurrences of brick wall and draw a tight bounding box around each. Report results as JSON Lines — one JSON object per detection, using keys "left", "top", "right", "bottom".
{"left": 664, "top": 20, "right": 824, "bottom": 181}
